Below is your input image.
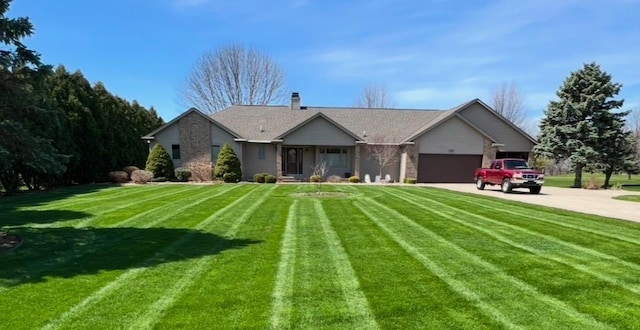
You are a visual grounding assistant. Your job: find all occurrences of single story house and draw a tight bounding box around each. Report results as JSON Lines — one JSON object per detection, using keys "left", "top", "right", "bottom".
{"left": 142, "top": 92, "right": 536, "bottom": 183}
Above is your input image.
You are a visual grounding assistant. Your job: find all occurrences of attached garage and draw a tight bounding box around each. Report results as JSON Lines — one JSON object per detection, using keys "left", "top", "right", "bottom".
{"left": 417, "top": 154, "right": 482, "bottom": 183}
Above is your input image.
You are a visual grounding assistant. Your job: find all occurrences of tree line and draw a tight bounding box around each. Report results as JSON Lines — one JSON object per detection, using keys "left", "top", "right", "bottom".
{"left": 0, "top": 0, "right": 163, "bottom": 193}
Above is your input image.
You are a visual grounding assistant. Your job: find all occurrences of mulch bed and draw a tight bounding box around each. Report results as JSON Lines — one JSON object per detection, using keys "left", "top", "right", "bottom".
{"left": 0, "top": 231, "right": 22, "bottom": 253}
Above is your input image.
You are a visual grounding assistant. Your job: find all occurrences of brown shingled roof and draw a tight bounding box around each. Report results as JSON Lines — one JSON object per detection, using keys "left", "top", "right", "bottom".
{"left": 210, "top": 104, "right": 446, "bottom": 143}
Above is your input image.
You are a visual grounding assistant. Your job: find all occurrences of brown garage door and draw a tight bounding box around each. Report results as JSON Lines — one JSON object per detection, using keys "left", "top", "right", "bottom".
{"left": 417, "top": 154, "right": 482, "bottom": 183}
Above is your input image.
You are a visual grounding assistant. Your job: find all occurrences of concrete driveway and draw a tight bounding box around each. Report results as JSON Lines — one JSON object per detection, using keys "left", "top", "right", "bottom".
{"left": 422, "top": 184, "right": 640, "bottom": 223}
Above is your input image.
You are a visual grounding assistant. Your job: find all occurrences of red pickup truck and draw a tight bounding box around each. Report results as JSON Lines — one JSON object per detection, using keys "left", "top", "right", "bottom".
{"left": 474, "top": 158, "right": 544, "bottom": 194}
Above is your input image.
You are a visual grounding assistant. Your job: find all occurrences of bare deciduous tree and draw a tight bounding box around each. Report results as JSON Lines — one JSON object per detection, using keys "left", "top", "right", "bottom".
{"left": 179, "top": 44, "right": 286, "bottom": 114}
{"left": 491, "top": 82, "right": 528, "bottom": 127}
{"left": 365, "top": 134, "right": 400, "bottom": 179}
{"left": 310, "top": 161, "right": 328, "bottom": 193}
{"left": 355, "top": 83, "right": 394, "bottom": 108}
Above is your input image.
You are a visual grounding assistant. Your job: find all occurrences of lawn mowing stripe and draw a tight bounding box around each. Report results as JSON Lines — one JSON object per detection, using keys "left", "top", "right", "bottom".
{"left": 30, "top": 185, "right": 169, "bottom": 211}
{"left": 130, "top": 185, "right": 278, "bottom": 329}
{"left": 352, "top": 200, "right": 518, "bottom": 329}
{"left": 41, "top": 185, "right": 262, "bottom": 330}
{"left": 72, "top": 185, "right": 202, "bottom": 228}
{"left": 269, "top": 200, "right": 298, "bottom": 330}
{"left": 387, "top": 188, "right": 640, "bottom": 295}
{"left": 354, "top": 197, "right": 609, "bottom": 329}
{"left": 29, "top": 185, "right": 199, "bottom": 229}
{"left": 416, "top": 187, "right": 640, "bottom": 246}
{"left": 396, "top": 187, "right": 640, "bottom": 274}
{"left": 313, "top": 199, "right": 379, "bottom": 329}
{"left": 0, "top": 186, "right": 242, "bottom": 294}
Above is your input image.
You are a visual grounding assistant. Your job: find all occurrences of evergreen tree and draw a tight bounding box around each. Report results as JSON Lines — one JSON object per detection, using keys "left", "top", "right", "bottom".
{"left": 592, "top": 110, "right": 639, "bottom": 187}
{"left": 214, "top": 143, "right": 242, "bottom": 182}
{"left": 145, "top": 144, "right": 174, "bottom": 178}
{"left": 535, "top": 63, "right": 624, "bottom": 188}
{"left": 0, "top": 0, "right": 67, "bottom": 193}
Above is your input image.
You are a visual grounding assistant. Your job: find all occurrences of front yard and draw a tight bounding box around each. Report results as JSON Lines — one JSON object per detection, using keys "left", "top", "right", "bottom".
{"left": 2, "top": 184, "right": 640, "bottom": 328}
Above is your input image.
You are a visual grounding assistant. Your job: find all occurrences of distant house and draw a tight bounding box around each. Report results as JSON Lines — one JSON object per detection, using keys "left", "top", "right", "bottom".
{"left": 142, "top": 92, "right": 536, "bottom": 183}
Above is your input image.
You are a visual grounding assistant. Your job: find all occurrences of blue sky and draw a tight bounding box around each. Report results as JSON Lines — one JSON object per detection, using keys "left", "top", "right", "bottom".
{"left": 10, "top": 0, "right": 640, "bottom": 130}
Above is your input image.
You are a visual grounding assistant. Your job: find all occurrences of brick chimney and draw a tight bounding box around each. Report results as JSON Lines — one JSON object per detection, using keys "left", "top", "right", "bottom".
{"left": 291, "top": 92, "right": 301, "bottom": 110}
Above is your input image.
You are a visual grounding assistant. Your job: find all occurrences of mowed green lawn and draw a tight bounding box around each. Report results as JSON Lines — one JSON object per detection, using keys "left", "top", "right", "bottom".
{"left": 2, "top": 184, "right": 640, "bottom": 329}
{"left": 544, "top": 173, "right": 640, "bottom": 189}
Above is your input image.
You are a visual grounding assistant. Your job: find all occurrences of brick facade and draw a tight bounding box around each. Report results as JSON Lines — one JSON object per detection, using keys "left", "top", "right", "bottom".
{"left": 481, "top": 138, "right": 496, "bottom": 168}
{"left": 179, "top": 111, "right": 212, "bottom": 181}
{"left": 404, "top": 144, "right": 418, "bottom": 179}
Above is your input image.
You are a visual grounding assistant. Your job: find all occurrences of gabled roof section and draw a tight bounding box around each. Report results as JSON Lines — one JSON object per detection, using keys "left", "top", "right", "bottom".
{"left": 142, "top": 107, "right": 241, "bottom": 139}
{"left": 210, "top": 104, "right": 443, "bottom": 143}
{"left": 275, "top": 112, "right": 362, "bottom": 141}
{"left": 402, "top": 99, "right": 536, "bottom": 144}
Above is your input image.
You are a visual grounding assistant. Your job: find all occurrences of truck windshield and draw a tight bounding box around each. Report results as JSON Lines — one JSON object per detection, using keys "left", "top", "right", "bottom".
{"left": 504, "top": 160, "right": 530, "bottom": 169}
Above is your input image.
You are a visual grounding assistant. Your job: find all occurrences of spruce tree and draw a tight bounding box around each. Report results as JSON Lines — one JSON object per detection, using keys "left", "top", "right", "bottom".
{"left": 214, "top": 143, "right": 242, "bottom": 182}
{"left": 145, "top": 144, "right": 174, "bottom": 179}
{"left": 535, "top": 63, "right": 624, "bottom": 188}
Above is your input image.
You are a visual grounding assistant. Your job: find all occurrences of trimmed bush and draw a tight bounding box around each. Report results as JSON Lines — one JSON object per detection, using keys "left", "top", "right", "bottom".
{"left": 108, "top": 171, "right": 129, "bottom": 183}
{"left": 310, "top": 175, "right": 322, "bottom": 183}
{"left": 131, "top": 170, "right": 154, "bottom": 184}
{"left": 254, "top": 173, "right": 267, "bottom": 183}
{"left": 214, "top": 143, "right": 242, "bottom": 183}
{"left": 122, "top": 166, "right": 140, "bottom": 180}
{"left": 175, "top": 167, "right": 192, "bottom": 182}
{"left": 151, "top": 177, "right": 168, "bottom": 182}
{"left": 187, "top": 162, "right": 212, "bottom": 182}
{"left": 265, "top": 175, "right": 277, "bottom": 183}
{"left": 349, "top": 176, "right": 360, "bottom": 183}
{"left": 327, "top": 175, "right": 342, "bottom": 183}
{"left": 146, "top": 144, "right": 175, "bottom": 179}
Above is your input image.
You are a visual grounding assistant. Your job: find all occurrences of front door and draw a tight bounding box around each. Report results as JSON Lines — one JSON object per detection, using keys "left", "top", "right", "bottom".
{"left": 283, "top": 147, "right": 303, "bottom": 174}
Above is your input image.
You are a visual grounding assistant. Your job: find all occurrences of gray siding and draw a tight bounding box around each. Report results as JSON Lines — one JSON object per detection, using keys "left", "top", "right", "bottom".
{"left": 458, "top": 104, "right": 534, "bottom": 152}
{"left": 417, "top": 116, "right": 484, "bottom": 154}
{"left": 242, "top": 143, "right": 277, "bottom": 181}
{"left": 153, "top": 123, "right": 181, "bottom": 168}
{"left": 359, "top": 148, "right": 401, "bottom": 182}
{"left": 211, "top": 123, "right": 242, "bottom": 165}
{"left": 283, "top": 117, "right": 355, "bottom": 146}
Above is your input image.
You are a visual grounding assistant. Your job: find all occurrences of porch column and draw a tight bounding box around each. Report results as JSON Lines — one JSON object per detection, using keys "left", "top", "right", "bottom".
{"left": 399, "top": 148, "right": 407, "bottom": 182}
{"left": 276, "top": 143, "right": 282, "bottom": 178}
{"left": 354, "top": 145, "right": 360, "bottom": 178}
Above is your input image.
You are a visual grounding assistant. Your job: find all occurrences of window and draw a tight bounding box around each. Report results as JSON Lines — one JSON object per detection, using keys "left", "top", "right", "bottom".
{"left": 211, "top": 145, "right": 221, "bottom": 163}
{"left": 320, "top": 147, "right": 347, "bottom": 168}
{"left": 258, "top": 146, "right": 266, "bottom": 160}
{"left": 171, "top": 144, "right": 180, "bottom": 160}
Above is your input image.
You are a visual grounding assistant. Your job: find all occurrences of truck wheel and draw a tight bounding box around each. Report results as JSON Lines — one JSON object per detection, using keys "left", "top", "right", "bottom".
{"left": 529, "top": 186, "right": 541, "bottom": 194}
{"left": 501, "top": 178, "right": 513, "bottom": 193}
{"left": 475, "top": 177, "right": 485, "bottom": 190}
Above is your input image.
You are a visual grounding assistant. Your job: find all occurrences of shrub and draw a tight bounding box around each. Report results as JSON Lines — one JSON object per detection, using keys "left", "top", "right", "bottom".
{"left": 175, "top": 167, "right": 192, "bottom": 182}
{"left": 145, "top": 144, "right": 175, "bottom": 179}
{"left": 404, "top": 178, "right": 417, "bottom": 184}
{"left": 349, "top": 176, "right": 360, "bottom": 183}
{"left": 327, "top": 175, "right": 342, "bottom": 183}
{"left": 214, "top": 143, "right": 242, "bottom": 183}
{"left": 584, "top": 176, "right": 602, "bottom": 190}
{"left": 131, "top": 170, "right": 154, "bottom": 184}
{"left": 151, "top": 177, "right": 168, "bottom": 182}
{"left": 254, "top": 173, "right": 267, "bottom": 183}
{"left": 108, "top": 171, "right": 129, "bottom": 183}
{"left": 187, "top": 162, "right": 212, "bottom": 182}
{"left": 310, "top": 175, "right": 322, "bottom": 183}
{"left": 122, "top": 166, "right": 140, "bottom": 180}
{"left": 265, "top": 174, "right": 277, "bottom": 183}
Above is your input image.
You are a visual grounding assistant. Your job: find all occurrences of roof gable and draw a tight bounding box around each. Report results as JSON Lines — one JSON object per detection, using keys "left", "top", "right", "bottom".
{"left": 276, "top": 112, "right": 361, "bottom": 141}
{"left": 403, "top": 99, "right": 536, "bottom": 144}
{"left": 142, "top": 108, "right": 241, "bottom": 139}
